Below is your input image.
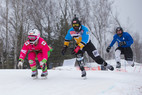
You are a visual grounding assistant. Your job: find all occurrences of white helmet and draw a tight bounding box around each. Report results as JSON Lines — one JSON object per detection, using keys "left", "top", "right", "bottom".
{"left": 28, "top": 29, "right": 40, "bottom": 44}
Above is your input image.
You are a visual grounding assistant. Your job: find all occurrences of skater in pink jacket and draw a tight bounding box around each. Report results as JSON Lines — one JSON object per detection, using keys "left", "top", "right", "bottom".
{"left": 18, "top": 29, "right": 52, "bottom": 78}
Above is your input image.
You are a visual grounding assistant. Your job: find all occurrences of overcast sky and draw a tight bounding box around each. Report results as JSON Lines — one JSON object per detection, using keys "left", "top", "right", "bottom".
{"left": 112, "top": 0, "right": 142, "bottom": 39}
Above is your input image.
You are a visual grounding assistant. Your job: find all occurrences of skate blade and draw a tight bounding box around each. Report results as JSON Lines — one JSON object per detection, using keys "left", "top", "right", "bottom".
{"left": 41, "top": 77, "right": 47, "bottom": 80}
{"left": 32, "top": 76, "right": 38, "bottom": 80}
{"left": 82, "top": 76, "right": 87, "bottom": 80}
{"left": 116, "top": 68, "right": 123, "bottom": 72}
{"left": 116, "top": 68, "right": 120, "bottom": 70}
{"left": 116, "top": 68, "right": 121, "bottom": 71}
{"left": 41, "top": 76, "right": 48, "bottom": 79}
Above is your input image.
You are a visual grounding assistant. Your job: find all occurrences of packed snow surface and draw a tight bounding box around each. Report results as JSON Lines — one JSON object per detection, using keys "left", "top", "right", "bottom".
{"left": 0, "top": 60, "right": 142, "bottom": 95}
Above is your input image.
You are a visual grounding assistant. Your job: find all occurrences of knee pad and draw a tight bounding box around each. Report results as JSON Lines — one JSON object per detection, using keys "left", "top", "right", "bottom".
{"left": 76, "top": 53, "right": 84, "bottom": 61}
{"left": 115, "top": 50, "right": 121, "bottom": 62}
{"left": 115, "top": 50, "right": 121, "bottom": 56}
{"left": 76, "top": 57, "right": 84, "bottom": 61}
{"left": 29, "top": 60, "right": 33, "bottom": 64}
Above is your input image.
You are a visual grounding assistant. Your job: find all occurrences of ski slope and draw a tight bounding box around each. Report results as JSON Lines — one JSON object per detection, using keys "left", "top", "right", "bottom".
{"left": 0, "top": 65, "right": 142, "bottom": 95}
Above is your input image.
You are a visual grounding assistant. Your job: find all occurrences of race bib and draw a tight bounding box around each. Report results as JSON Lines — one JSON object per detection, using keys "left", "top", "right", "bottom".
{"left": 41, "top": 41, "right": 46, "bottom": 46}
{"left": 92, "top": 50, "right": 99, "bottom": 57}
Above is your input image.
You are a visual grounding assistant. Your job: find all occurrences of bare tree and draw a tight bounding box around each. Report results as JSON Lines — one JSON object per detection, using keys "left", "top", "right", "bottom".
{"left": 132, "top": 32, "right": 141, "bottom": 63}
{"left": 0, "top": 0, "right": 10, "bottom": 68}
{"left": 5, "top": 0, "right": 9, "bottom": 68}
{"left": 85, "top": 0, "right": 114, "bottom": 58}
{"left": 0, "top": 0, "right": 141, "bottom": 69}
{"left": 8, "top": 0, "right": 30, "bottom": 68}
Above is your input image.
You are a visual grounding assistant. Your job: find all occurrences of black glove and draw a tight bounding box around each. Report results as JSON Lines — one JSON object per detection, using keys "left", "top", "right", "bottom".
{"left": 61, "top": 46, "right": 68, "bottom": 55}
{"left": 70, "top": 48, "right": 75, "bottom": 55}
{"left": 106, "top": 46, "right": 111, "bottom": 53}
{"left": 119, "top": 41, "right": 126, "bottom": 46}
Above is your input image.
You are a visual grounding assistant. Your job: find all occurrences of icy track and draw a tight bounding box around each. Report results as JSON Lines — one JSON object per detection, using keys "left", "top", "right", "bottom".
{"left": 0, "top": 67, "right": 142, "bottom": 95}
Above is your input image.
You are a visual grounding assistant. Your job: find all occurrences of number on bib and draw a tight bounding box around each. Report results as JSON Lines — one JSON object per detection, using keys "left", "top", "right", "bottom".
{"left": 25, "top": 41, "right": 30, "bottom": 46}
{"left": 41, "top": 41, "right": 46, "bottom": 46}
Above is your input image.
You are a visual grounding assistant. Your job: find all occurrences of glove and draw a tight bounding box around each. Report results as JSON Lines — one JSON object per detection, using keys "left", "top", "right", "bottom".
{"left": 106, "top": 46, "right": 111, "bottom": 53}
{"left": 18, "top": 61, "right": 23, "bottom": 69}
{"left": 61, "top": 46, "right": 68, "bottom": 55}
{"left": 40, "top": 59, "right": 47, "bottom": 70}
{"left": 119, "top": 41, "right": 126, "bottom": 46}
{"left": 72, "top": 46, "right": 80, "bottom": 54}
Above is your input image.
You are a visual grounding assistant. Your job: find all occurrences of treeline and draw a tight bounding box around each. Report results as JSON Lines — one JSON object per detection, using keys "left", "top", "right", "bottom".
{"left": 0, "top": 0, "right": 141, "bottom": 69}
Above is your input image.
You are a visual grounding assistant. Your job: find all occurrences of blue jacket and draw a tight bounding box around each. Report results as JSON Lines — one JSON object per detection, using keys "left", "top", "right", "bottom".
{"left": 64, "top": 25, "right": 90, "bottom": 49}
{"left": 109, "top": 32, "right": 133, "bottom": 47}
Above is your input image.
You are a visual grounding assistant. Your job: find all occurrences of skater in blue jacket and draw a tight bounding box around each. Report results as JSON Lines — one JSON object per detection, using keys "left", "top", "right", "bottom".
{"left": 106, "top": 27, "right": 134, "bottom": 69}
{"left": 61, "top": 15, "right": 114, "bottom": 78}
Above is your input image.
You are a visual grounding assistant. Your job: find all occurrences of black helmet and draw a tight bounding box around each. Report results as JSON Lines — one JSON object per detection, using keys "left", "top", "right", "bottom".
{"left": 116, "top": 27, "right": 123, "bottom": 37}
{"left": 72, "top": 15, "right": 81, "bottom": 32}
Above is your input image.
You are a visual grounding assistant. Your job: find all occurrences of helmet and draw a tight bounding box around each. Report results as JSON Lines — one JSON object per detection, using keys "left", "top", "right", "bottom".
{"left": 116, "top": 27, "right": 123, "bottom": 37}
{"left": 28, "top": 29, "right": 40, "bottom": 44}
{"left": 72, "top": 15, "right": 81, "bottom": 32}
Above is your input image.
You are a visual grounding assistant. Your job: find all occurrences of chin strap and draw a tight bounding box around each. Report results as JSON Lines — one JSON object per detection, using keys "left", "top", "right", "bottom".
{"left": 29, "top": 37, "right": 39, "bottom": 45}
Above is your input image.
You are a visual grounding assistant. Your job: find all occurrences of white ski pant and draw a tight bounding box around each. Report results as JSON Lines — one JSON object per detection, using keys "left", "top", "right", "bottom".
{"left": 115, "top": 49, "right": 133, "bottom": 65}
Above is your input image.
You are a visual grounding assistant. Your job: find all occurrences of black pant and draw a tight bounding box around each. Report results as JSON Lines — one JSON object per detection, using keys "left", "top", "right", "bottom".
{"left": 115, "top": 47, "right": 133, "bottom": 61}
{"left": 76, "top": 41, "right": 107, "bottom": 66}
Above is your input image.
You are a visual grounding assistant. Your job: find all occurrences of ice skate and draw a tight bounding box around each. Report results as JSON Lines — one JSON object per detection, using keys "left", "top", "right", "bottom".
{"left": 106, "top": 64, "right": 114, "bottom": 71}
{"left": 116, "top": 62, "right": 121, "bottom": 71}
{"left": 41, "top": 71, "right": 48, "bottom": 79}
{"left": 81, "top": 70, "right": 87, "bottom": 79}
{"left": 131, "top": 62, "right": 135, "bottom": 67}
{"left": 31, "top": 71, "right": 38, "bottom": 79}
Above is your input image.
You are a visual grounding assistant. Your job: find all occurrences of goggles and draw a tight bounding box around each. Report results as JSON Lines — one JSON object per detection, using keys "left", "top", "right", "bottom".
{"left": 28, "top": 35, "right": 37, "bottom": 41}
{"left": 72, "top": 23, "right": 80, "bottom": 27}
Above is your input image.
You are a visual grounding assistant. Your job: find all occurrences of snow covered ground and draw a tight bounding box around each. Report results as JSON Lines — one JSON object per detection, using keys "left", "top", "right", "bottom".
{"left": 0, "top": 60, "right": 142, "bottom": 95}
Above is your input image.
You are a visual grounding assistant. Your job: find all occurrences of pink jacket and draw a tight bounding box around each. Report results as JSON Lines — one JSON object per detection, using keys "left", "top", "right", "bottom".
{"left": 19, "top": 37, "right": 50, "bottom": 60}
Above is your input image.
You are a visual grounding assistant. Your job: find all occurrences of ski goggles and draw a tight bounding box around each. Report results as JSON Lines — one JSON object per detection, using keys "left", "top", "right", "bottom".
{"left": 28, "top": 35, "right": 37, "bottom": 41}
{"left": 72, "top": 23, "right": 80, "bottom": 27}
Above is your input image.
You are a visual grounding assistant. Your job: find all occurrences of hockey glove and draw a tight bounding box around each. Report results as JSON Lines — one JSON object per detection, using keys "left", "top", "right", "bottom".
{"left": 61, "top": 46, "right": 68, "bottom": 55}
{"left": 119, "top": 41, "right": 126, "bottom": 46}
{"left": 72, "top": 46, "right": 80, "bottom": 55}
{"left": 106, "top": 46, "right": 111, "bottom": 53}
{"left": 18, "top": 59, "right": 23, "bottom": 69}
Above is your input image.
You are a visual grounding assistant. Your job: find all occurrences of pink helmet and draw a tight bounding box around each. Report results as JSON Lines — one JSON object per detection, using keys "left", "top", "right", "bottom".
{"left": 28, "top": 29, "right": 40, "bottom": 44}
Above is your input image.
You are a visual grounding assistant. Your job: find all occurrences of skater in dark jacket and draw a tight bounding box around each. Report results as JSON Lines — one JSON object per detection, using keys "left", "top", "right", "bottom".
{"left": 106, "top": 27, "right": 134, "bottom": 69}
{"left": 62, "top": 15, "right": 114, "bottom": 78}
